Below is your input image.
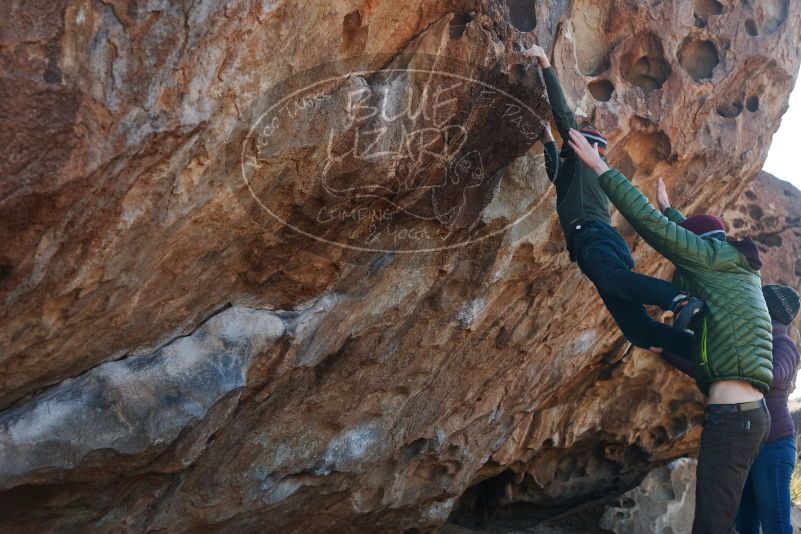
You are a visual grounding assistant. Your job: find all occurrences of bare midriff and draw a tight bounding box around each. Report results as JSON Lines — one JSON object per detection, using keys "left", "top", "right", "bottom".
{"left": 708, "top": 380, "right": 764, "bottom": 405}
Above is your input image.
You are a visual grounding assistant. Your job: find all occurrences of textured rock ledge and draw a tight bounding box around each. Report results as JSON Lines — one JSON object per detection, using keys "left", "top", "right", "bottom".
{"left": 0, "top": 306, "right": 285, "bottom": 488}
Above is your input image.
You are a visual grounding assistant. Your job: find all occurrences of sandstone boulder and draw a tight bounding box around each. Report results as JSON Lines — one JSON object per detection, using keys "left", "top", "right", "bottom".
{"left": 600, "top": 458, "right": 695, "bottom": 534}
{"left": 1, "top": 0, "right": 800, "bottom": 532}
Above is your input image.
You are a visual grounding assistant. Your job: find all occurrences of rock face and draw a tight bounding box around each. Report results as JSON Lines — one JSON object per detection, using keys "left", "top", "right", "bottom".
{"left": 1, "top": 0, "right": 800, "bottom": 532}
{"left": 723, "top": 170, "right": 801, "bottom": 288}
{"left": 600, "top": 458, "right": 696, "bottom": 534}
{"left": 600, "top": 456, "right": 801, "bottom": 534}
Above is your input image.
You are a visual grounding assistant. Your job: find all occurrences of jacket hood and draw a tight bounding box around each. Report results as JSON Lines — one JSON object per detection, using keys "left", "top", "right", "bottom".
{"left": 726, "top": 236, "right": 762, "bottom": 271}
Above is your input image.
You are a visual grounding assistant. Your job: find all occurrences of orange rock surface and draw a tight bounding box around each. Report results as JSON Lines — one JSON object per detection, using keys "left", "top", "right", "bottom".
{"left": 0, "top": 0, "right": 799, "bottom": 531}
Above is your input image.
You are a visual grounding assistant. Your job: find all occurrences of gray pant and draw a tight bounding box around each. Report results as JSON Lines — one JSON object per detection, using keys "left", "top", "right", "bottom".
{"left": 692, "top": 400, "right": 771, "bottom": 533}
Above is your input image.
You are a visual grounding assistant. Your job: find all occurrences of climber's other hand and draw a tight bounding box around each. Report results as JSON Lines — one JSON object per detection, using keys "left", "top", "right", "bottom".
{"left": 522, "top": 44, "right": 550, "bottom": 68}
{"left": 541, "top": 120, "right": 554, "bottom": 143}
{"left": 568, "top": 128, "right": 609, "bottom": 175}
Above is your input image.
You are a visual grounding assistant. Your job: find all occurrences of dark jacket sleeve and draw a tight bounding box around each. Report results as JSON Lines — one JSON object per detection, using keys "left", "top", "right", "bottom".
{"left": 541, "top": 67, "right": 578, "bottom": 145}
{"left": 771, "top": 336, "right": 801, "bottom": 390}
{"left": 598, "top": 169, "right": 717, "bottom": 270}
{"left": 544, "top": 140, "right": 559, "bottom": 183}
{"left": 660, "top": 350, "right": 694, "bottom": 377}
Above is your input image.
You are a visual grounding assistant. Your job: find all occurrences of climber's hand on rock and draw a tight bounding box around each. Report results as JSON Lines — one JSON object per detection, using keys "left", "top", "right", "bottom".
{"left": 656, "top": 177, "right": 671, "bottom": 212}
{"left": 568, "top": 128, "right": 609, "bottom": 175}
{"left": 522, "top": 44, "right": 550, "bottom": 68}
{"left": 541, "top": 120, "right": 554, "bottom": 143}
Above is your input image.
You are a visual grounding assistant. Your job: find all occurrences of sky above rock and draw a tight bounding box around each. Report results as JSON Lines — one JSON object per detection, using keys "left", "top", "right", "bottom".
{"left": 765, "top": 67, "right": 801, "bottom": 189}
{"left": 765, "top": 68, "right": 801, "bottom": 401}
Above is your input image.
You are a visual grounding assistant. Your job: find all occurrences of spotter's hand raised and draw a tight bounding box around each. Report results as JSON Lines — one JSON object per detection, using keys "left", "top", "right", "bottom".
{"left": 567, "top": 128, "right": 609, "bottom": 175}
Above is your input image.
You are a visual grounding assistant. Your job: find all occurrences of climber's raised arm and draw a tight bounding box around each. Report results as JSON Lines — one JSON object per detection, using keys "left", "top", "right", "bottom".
{"left": 567, "top": 129, "right": 716, "bottom": 270}
{"left": 523, "top": 45, "right": 577, "bottom": 144}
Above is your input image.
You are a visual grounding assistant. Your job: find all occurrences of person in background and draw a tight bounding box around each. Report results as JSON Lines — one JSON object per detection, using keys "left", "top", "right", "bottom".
{"left": 523, "top": 44, "right": 703, "bottom": 359}
{"left": 735, "top": 285, "right": 800, "bottom": 534}
{"left": 567, "top": 129, "right": 774, "bottom": 534}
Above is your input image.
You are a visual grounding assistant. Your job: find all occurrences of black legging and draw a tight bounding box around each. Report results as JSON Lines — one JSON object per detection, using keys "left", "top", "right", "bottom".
{"left": 572, "top": 220, "right": 694, "bottom": 356}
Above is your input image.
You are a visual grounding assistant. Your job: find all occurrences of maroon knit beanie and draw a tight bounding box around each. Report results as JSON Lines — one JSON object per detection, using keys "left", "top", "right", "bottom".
{"left": 678, "top": 214, "right": 726, "bottom": 238}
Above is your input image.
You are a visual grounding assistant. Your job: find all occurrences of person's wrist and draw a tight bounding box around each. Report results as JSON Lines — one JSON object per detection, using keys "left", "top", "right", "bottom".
{"left": 540, "top": 58, "right": 551, "bottom": 69}
{"left": 592, "top": 161, "right": 610, "bottom": 174}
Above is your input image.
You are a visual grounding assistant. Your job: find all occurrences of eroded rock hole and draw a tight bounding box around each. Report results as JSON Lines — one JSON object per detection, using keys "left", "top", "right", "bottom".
{"left": 505, "top": 0, "right": 536, "bottom": 32}
{"left": 746, "top": 95, "right": 759, "bottom": 112}
{"left": 573, "top": 0, "right": 612, "bottom": 76}
{"left": 448, "top": 440, "right": 653, "bottom": 530}
{"left": 669, "top": 416, "right": 690, "bottom": 435}
{"left": 693, "top": 0, "right": 722, "bottom": 27}
{"left": 588, "top": 79, "right": 614, "bottom": 101}
{"left": 621, "top": 35, "right": 671, "bottom": 90}
{"left": 716, "top": 83, "right": 746, "bottom": 118}
{"left": 612, "top": 129, "right": 672, "bottom": 178}
{"left": 749, "top": 204, "right": 764, "bottom": 219}
{"left": 717, "top": 100, "right": 743, "bottom": 118}
{"left": 651, "top": 426, "right": 669, "bottom": 446}
{"left": 678, "top": 39, "right": 719, "bottom": 81}
{"left": 756, "top": 233, "right": 782, "bottom": 247}
{"left": 695, "top": 0, "right": 724, "bottom": 18}
{"left": 633, "top": 132, "right": 671, "bottom": 174}
{"left": 626, "top": 57, "right": 668, "bottom": 89}
{"left": 694, "top": 14, "right": 707, "bottom": 28}
{"left": 446, "top": 466, "right": 603, "bottom": 528}
{"left": 341, "top": 11, "right": 368, "bottom": 55}
{"left": 745, "top": 19, "right": 759, "bottom": 36}
{"left": 749, "top": 204, "right": 765, "bottom": 221}
{"left": 43, "top": 59, "right": 62, "bottom": 84}
{"left": 449, "top": 11, "right": 475, "bottom": 39}
{"left": 763, "top": 216, "right": 779, "bottom": 227}
{"left": 401, "top": 438, "right": 430, "bottom": 460}
{"left": 448, "top": 470, "right": 517, "bottom": 526}
{"left": 763, "top": 0, "right": 789, "bottom": 32}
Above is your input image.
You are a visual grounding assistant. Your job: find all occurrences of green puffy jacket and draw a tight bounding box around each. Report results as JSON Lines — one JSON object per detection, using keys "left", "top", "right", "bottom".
{"left": 598, "top": 169, "right": 773, "bottom": 394}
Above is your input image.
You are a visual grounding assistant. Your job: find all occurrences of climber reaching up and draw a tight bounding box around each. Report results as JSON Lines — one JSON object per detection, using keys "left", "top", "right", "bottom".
{"left": 521, "top": 45, "right": 703, "bottom": 356}
{"left": 567, "top": 127, "right": 774, "bottom": 534}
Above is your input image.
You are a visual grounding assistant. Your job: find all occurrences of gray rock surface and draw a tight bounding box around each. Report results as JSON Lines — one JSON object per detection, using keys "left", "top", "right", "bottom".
{"left": 600, "top": 458, "right": 695, "bottom": 534}
{"left": 0, "top": 305, "right": 285, "bottom": 489}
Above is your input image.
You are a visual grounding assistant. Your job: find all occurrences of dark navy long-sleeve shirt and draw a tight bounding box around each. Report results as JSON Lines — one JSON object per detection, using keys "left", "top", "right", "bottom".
{"left": 541, "top": 67, "right": 611, "bottom": 251}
